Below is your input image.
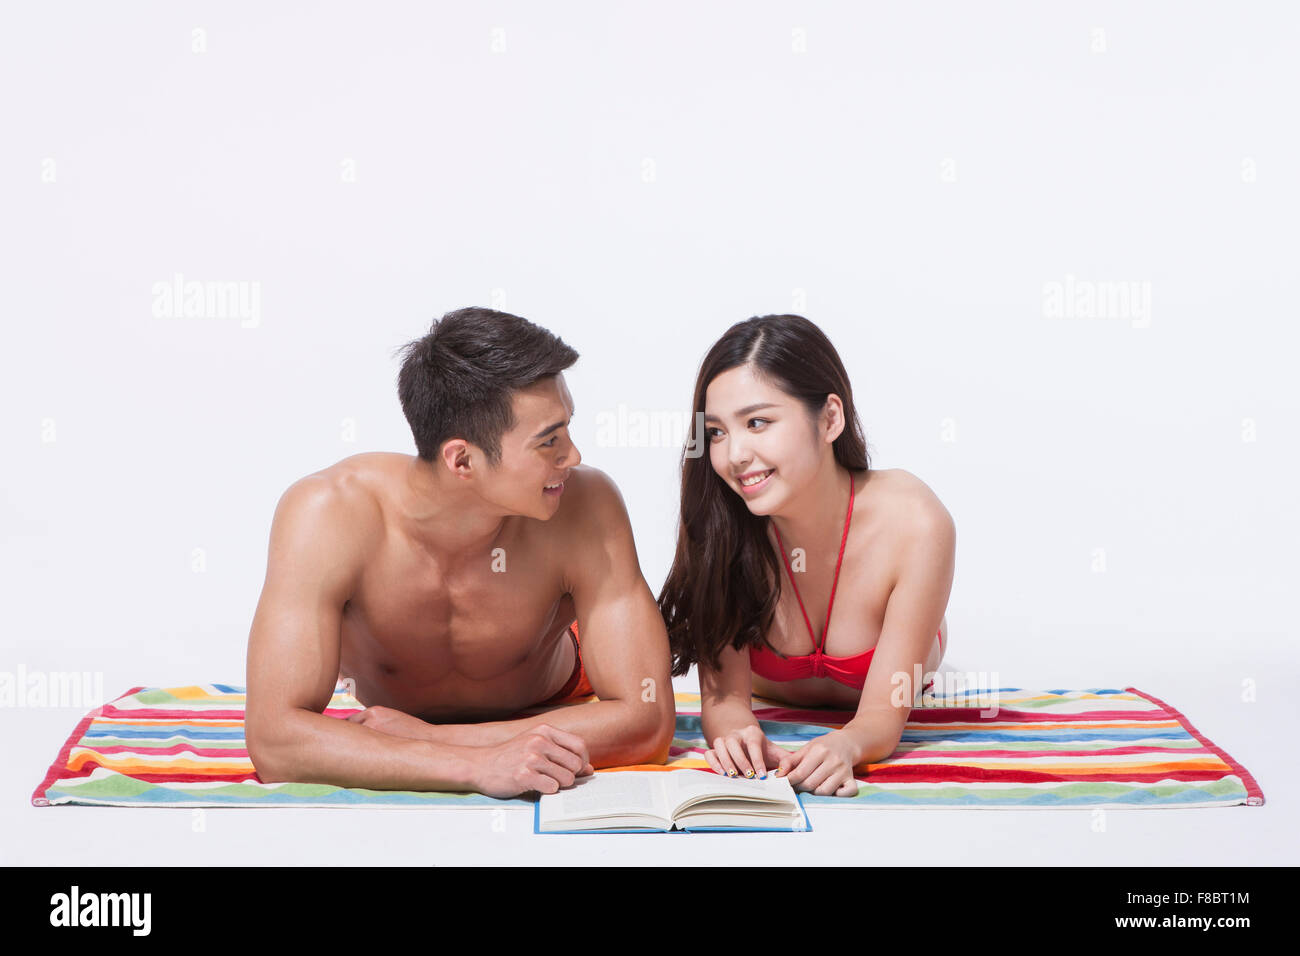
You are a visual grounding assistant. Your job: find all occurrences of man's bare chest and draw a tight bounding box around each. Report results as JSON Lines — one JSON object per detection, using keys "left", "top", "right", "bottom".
{"left": 339, "top": 540, "right": 574, "bottom": 683}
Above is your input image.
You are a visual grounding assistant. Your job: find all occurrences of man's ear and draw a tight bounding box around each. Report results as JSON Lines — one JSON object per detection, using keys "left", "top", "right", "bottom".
{"left": 439, "top": 438, "right": 475, "bottom": 479}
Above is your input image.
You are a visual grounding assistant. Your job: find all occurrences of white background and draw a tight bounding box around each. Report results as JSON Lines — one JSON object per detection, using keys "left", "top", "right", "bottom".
{"left": 2, "top": 2, "right": 1295, "bottom": 865}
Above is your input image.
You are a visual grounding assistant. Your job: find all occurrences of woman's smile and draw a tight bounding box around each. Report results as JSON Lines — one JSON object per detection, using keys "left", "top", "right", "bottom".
{"left": 737, "top": 468, "right": 775, "bottom": 494}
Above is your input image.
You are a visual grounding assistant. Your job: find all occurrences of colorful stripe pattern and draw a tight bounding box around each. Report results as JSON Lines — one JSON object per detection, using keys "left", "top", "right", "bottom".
{"left": 670, "top": 686, "right": 1264, "bottom": 807}
{"left": 31, "top": 683, "right": 1263, "bottom": 809}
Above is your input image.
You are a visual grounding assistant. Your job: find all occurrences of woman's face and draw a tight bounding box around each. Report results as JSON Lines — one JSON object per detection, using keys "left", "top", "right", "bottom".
{"left": 703, "top": 364, "right": 827, "bottom": 516}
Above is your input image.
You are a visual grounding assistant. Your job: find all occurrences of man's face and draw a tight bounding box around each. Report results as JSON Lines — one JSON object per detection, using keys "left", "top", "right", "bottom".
{"left": 481, "top": 373, "right": 581, "bottom": 520}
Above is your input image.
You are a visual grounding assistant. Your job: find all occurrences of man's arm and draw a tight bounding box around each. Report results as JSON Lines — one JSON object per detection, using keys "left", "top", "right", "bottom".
{"left": 418, "top": 467, "right": 676, "bottom": 766}
{"left": 245, "top": 477, "right": 479, "bottom": 789}
{"left": 245, "top": 477, "right": 588, "bottom": 796}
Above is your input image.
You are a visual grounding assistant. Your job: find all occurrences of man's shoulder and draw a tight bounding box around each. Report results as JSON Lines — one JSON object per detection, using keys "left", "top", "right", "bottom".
{"left": 561, "top": 463, "right": 622, "bottom": 496}
{"left": 547, "top": 466, "right": 643, "bottom": 594}
{"left": 540, "top": 465, "right": 635, "bottom": 560}
{"left": 554, "top": 464, "right": 627, "bottom": 528}
{"left": 276, "top": 455, "right": 388, "bottom": 547}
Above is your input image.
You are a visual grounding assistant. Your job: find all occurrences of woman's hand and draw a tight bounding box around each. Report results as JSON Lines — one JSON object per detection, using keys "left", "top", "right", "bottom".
{"left": 779, "top": 729, "right": 862, "bottom": 797}
{"left": 703, "top": 724, "right": 789, "bottom": 779}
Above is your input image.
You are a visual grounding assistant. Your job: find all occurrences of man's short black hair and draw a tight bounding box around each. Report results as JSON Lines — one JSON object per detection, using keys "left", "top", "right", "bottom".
{"left": 395, "top": 307, "right": 579, "bottom": 467}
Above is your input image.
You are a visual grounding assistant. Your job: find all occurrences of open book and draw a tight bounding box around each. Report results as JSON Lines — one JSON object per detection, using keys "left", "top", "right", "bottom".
{"left": 534, "top": 769, "right": 811, "bottom": 833}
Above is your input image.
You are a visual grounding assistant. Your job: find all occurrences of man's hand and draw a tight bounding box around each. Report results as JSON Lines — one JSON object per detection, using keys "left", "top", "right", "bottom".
{"left": 345, "top": 705, "right": 438, "bottom": 741}
{"left": 777, "top": 729, "right": 862, "bottom": 797}
{"left": 471, "top": 724, "right": 595, "bottom": 798}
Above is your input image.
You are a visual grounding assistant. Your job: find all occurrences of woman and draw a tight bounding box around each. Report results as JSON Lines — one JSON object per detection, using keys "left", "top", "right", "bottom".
{"left": 657, "top": 314, "right": 954, "bottom": 797}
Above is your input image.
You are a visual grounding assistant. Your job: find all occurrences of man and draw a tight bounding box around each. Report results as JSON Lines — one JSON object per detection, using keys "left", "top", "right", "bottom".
{"left": 244, "top": 307, "right": 676, "bottom": 799}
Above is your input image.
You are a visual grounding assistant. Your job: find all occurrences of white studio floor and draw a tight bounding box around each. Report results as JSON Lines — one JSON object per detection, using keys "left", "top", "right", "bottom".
{"left": 3, "top": 654, "right": 1293, "bottom": 867}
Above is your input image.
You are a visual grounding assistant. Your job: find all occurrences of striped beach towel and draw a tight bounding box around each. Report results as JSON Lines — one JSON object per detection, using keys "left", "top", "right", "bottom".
{"left": 672, "top": 687, "right": 1265, "bottom": 808}
{"left": 31, "top": 683, "right": 1263, "bottom": 810}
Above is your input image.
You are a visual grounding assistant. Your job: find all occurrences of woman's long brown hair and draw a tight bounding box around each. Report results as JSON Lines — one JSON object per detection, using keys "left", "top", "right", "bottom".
{"left": 657, "top": 314, "right": 871, "bottom": 677}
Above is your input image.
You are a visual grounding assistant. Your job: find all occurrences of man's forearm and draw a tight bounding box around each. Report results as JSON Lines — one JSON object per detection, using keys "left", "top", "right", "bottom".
{"left": 424, "top": 699, "right": 671, "bottom": 767}
{"left": 420, "top": 719, "right": 515, "bottom": 748}
{"left": 250, "top": 708, "right": 481, "bottom": 791}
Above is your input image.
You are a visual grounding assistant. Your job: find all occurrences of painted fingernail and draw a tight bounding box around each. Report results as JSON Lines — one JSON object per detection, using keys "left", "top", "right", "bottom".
{"left": 727, "top": 769, "right": 737, "bottom": 777}
{"left": 744, "top": 770, "right": 755, "bottom": 778}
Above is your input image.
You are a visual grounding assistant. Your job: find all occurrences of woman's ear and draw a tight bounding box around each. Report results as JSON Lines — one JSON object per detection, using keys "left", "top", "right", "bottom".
{"left": 822, "top": 394, "right": 847, "bottom": 444}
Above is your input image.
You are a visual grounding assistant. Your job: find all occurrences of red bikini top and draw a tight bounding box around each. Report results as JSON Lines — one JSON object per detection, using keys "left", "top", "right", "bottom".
{"left": 749, "top": 473, "right": 878, "bottom": 690}
{"left": 749, "top": 475, "right": 943, "bottom": 690}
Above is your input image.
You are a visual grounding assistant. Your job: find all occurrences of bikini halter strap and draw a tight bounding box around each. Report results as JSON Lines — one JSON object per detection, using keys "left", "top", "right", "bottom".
{"left": 771, "top": 472, "right": 855, "bottom": 655}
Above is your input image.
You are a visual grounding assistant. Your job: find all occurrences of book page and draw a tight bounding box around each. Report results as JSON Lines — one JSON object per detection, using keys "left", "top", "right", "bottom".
{"left": 665, "top": 769, "right": 798, "bottom": 815}
{"left": 537, "top": 771, "right": 671, "bottom": 829}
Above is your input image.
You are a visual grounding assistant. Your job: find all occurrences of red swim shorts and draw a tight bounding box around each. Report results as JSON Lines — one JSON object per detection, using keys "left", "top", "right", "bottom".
{"left": 542, "top": 621, "right": 595, "bottom": 704}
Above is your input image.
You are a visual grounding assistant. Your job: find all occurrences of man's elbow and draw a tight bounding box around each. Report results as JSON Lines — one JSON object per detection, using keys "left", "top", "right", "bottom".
{"left": 247, "top": 740, "right": 289, "bottom": 784}
{"left": 630, "top": 702, "right": 676, "bottom": 766}
{"left": 591, "top": 699, "right": 674, "bottom": 767}
{"left": 245, "top": 714, "right": 299, "bottom": 784}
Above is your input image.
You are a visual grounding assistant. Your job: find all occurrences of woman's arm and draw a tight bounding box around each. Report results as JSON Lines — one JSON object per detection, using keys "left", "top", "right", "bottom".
{"left": 843, "top": 502, "right": 955, "bottom": 760}
{"left": 699, "top": 643, "right": 789, "bottom": 777}
{"left": 785, "top": 502, "right": 956, "bottom": 794}
{"left": 699, "top": 642, "right": 759, "bottom": 743}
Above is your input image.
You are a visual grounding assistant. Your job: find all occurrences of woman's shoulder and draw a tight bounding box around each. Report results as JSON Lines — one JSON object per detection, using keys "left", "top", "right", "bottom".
{"left": 857, "top": 468, "right": 953, "bottom": 537}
